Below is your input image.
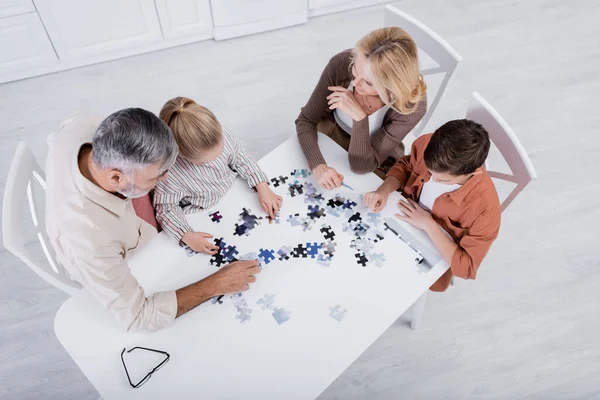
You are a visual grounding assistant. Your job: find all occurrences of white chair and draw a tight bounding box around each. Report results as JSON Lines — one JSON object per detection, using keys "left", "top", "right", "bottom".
{"left": 2, "top": 142, "right": 81, "bottom": 296}
{"left": 410, "top": 91, "right": 537, "bottom": 329}
{"left": 385, "top": 4, "right": 463, "bottom": 137}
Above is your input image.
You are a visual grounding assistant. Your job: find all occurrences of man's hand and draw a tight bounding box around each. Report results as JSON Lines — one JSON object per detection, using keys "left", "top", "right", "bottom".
{"left": 210, "top": 260, "right": 261, "bottom": 294}
{"left": 256, "top": 182, "right": 283, "bottom": 218}
{"left": 364, "top": 188, "right": 391, "bottom": 212}
{"left": 313, "top": 164, "right": 344, "bottom": 190}
{"left": 395, "top": 199, "right": 436, "bottom": 231}
{"left": 182, "top": 231, "right": 219, "bottom": 255}
{"left": 327, "top": 86, "right": 368, "bottom": 121}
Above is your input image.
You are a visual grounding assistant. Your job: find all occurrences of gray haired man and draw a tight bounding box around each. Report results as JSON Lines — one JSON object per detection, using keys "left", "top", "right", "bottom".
{"left": 46, "top": 109, "right": 260, "bottom": 332}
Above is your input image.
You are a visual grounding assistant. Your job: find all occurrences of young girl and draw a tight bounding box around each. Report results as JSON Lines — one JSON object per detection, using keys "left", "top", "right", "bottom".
{"left": 154, "top": 97, "right": 282, "bottom": 254}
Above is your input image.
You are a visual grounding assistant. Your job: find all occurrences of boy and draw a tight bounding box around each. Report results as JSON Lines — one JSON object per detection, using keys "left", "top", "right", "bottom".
{"left": 364, "top": 119, "right": 501, "bottom": 291}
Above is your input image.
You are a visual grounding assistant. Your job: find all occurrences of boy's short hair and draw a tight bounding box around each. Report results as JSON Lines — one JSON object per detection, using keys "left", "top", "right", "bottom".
{"left": 424, "top": 119, "right": 490, "bottom": 176}
{"left": 159, "top": 97, "right": 222, "bottom": 160}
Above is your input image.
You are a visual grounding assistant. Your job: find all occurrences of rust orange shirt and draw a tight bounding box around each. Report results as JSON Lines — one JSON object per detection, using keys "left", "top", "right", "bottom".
{"left": 387, "top": 134, "right": 501, "bottom": 291}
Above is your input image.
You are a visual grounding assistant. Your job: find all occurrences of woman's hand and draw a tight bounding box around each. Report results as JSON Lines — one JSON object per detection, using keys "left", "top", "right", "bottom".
{"left": 313, "top": 164, "right": 344, "bottom": 190}
{"left": 182, "top": 231, "right": 219, "bottom": 255}
{"left": 327, "top": 86, "right": 368, "bottom": 121}
{"left": 395, "top": 199, "right": 436, "bottom": 231}
{"left": 256, "top": 182, "right": 283, "bottom": 218}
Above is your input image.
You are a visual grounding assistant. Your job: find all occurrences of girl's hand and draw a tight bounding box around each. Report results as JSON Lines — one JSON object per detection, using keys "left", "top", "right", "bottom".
{"left": 327, "top": 86, "right": 367, "bottom": 121}
{"left": 256, "top": 183, "right": 283, "bottom": 218}
{"left": 182, "top": 231, "right": 219, "bottom": 254}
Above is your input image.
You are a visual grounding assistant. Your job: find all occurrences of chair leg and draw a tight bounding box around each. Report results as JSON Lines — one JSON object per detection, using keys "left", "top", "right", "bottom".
{"left": 411, "top": 291, "right": 428, "bottom": 330}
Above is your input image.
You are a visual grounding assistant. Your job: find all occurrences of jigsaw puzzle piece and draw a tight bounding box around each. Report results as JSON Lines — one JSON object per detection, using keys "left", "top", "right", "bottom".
{"left": 256, "top": 293, "right": 276, "bottom": 311}
{"left": 272, "top": 308, "right": 291, "bottom": 325}
{"left": 277, "top": 246, "right": 292, "bottom": 261}
{"left": 209, "top": 211, "right": 223, "bottom": 223}
{"left": 258, "top": 248, "right": 276, "bottom": 265}
{"left": 329, "top": 305, "right": 347, "bottom": 322}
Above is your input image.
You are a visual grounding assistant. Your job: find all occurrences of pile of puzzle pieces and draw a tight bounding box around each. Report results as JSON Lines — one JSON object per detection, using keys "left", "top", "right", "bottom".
{"left": 209, "top": 237, "right": 239, "bottom": 268}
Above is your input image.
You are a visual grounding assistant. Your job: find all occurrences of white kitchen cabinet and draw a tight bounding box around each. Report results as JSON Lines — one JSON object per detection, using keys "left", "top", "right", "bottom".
{"left": 308, "top": 0, "right": 390, "bottom": 17}
{"left": 0, "top": 0, "right": 35, "bottom": 18}
{"left": 33, "top": 0, "right": 163, "bottom": 60}
{"left": 0, "top": 12, "right": 57, "bottom": 76}
{"left": 154, "top": 0, "right": 213, "bottom": 40}
{"left": 210, "top": 0, "right": 307, "bottom": 40}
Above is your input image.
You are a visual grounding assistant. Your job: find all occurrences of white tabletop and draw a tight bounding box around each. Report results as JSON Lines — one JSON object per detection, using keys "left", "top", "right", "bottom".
{"left": 54, "top": 134, "right": 449, "bottom": 400}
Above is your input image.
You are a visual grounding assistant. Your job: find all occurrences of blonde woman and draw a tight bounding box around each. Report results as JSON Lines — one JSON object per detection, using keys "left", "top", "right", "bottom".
{"left": 296, "top": 27, "right": 428, "bottom": 189}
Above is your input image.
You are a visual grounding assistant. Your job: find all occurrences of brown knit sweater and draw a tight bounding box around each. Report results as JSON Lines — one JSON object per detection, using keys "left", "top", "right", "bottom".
{"left": 295, "top": 50, "right": 427, "bottom": 173}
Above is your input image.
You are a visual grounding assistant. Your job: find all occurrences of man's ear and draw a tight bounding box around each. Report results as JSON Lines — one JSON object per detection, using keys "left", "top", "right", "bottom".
{"left": 106, "top": 169, "right": 125, "bottom": 189}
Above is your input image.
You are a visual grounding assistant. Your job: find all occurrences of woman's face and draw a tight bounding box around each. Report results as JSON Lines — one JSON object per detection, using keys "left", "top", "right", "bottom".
{"left": 352, "top": 53, "right": 380, "bottom": 97}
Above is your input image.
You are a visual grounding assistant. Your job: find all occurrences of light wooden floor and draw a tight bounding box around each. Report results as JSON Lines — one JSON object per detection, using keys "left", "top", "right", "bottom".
{"left": 1, "top": 1, "right": 600, "bottom": 399}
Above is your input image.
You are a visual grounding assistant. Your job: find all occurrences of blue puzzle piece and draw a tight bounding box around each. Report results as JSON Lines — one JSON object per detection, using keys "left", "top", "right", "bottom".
{"left": 258, "top": 248, "right": 276, "bottom": 265}
{"left": 367, "top": 212, "right": 382, "bottom": 225}
{"left": 272, "top": 307, "right": 291, "bottom": 325}
{"left": 257, "top": 293, "right": 276, "bottom": 310}
{"left": 222, "top": 245, "right": 239, "bottom": 261}
{"left": 329, "top": 305, "right": 347, "bottom": 322}
{"left": 306, "top": 242, "right": 320, "bottom": 258}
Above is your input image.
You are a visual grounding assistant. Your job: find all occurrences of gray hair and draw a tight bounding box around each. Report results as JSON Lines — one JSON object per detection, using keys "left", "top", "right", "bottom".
{"left": 92, "top": 108, "right": 178, "bottom": 173}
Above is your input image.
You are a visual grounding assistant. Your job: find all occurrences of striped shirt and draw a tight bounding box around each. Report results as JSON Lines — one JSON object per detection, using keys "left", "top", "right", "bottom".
{"left": 154, "top": 128, "right": 268, "bottom": 244}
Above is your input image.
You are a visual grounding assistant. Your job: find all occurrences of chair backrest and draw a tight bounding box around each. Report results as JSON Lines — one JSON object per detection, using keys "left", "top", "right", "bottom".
{"left": 2, "top": 142, "right": 81, "bottom": 296}
{"left": 384, "top": 5, "right": 462, "bottom": 136}
{"left": 466, "top": 92, "right": 538, "bottom": 212}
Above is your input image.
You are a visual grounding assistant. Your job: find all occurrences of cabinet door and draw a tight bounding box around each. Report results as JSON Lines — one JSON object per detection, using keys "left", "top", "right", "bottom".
{"left": 0, "top": 0, "right": 35, "bottom": 18}
{"left": 0, "top": 12, "right": 57, "bottom": 75}
{"left": 210, "top": 0, "right": 306, "bottom": 26}
{"left": 33, "top": 0, "right": 163, "bottom": 60}
{"left": 155, "top": 0, "right": 213, "bottom": 39}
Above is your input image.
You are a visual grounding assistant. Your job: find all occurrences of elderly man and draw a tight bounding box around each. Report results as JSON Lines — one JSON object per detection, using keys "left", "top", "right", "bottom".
{"left": 46, "top": 109, "right": 260, "bottom": 332}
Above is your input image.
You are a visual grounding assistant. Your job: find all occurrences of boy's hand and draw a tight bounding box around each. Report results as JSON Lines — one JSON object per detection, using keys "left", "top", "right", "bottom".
{"left": 313, "top": 164, "right": 344, "bottom": 190}
{"left": 364, "top": 187, "right": 391, "bottom": 212}
{"left": 395, "top": 199, "right": 435, "bottom": 231}
{"left": 256, "top": 182, "right": 283, "bottom": 218}
{"left": 182, "top": 231, "right": 219, "bottom": 255}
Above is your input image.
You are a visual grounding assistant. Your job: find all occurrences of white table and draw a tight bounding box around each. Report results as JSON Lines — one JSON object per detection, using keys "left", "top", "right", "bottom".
{"left": 54, "top": 134, "right": 449, "bottom": 400}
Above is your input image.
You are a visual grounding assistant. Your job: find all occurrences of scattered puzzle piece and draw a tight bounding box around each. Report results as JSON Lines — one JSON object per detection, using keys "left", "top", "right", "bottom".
{"left": 367, "top": 212, "right": 382, "bottom": 225}
{"left": 329, "top": 305, "right": 347, "bottom": 322}
{"left": 233, "top": 208, "right": 263, "bottom": 236}
{"left": 290, "top": 244, "right": 308, "bottom": 258}
{"left": 257, "top": 294, "right": 276, "bottom": 311}
{"left": 270, "top": 175, "right": 289, "bottom": 187}
{"left": 258, "top": 248, "right": 276, "bottom": 265}
{"left": 209, "top": 211, "right": 223, "bottom": 223}
{"left": 287, "top": 180, "right": 304, "bottom": 197}
{"left": 211, "top": 295, "right": 224, "bottom": 305}
{"left": 306, "top": 242, "right": 321, "bottom": 258}
{"left": 354, "top": 252, "right": 368, "bottom": 267}
{"left": 272, "top": 307, "right": 291, "bottom": 325}
{"left": 307, "top": 205, "right": 326, "bottom": 219}
{"left": 320, "top": 224, "right": 336, "bottom": 241}
{"left": 277, "top": 246, "right": 292, "bottom": 261}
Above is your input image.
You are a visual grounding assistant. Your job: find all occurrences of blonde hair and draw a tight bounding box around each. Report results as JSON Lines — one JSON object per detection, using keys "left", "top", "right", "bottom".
{"left": 159, "top": 97, "right": 222, "bottom": 159}
{"left": 353, "top": 27, "right": 427, "bottom": 115}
